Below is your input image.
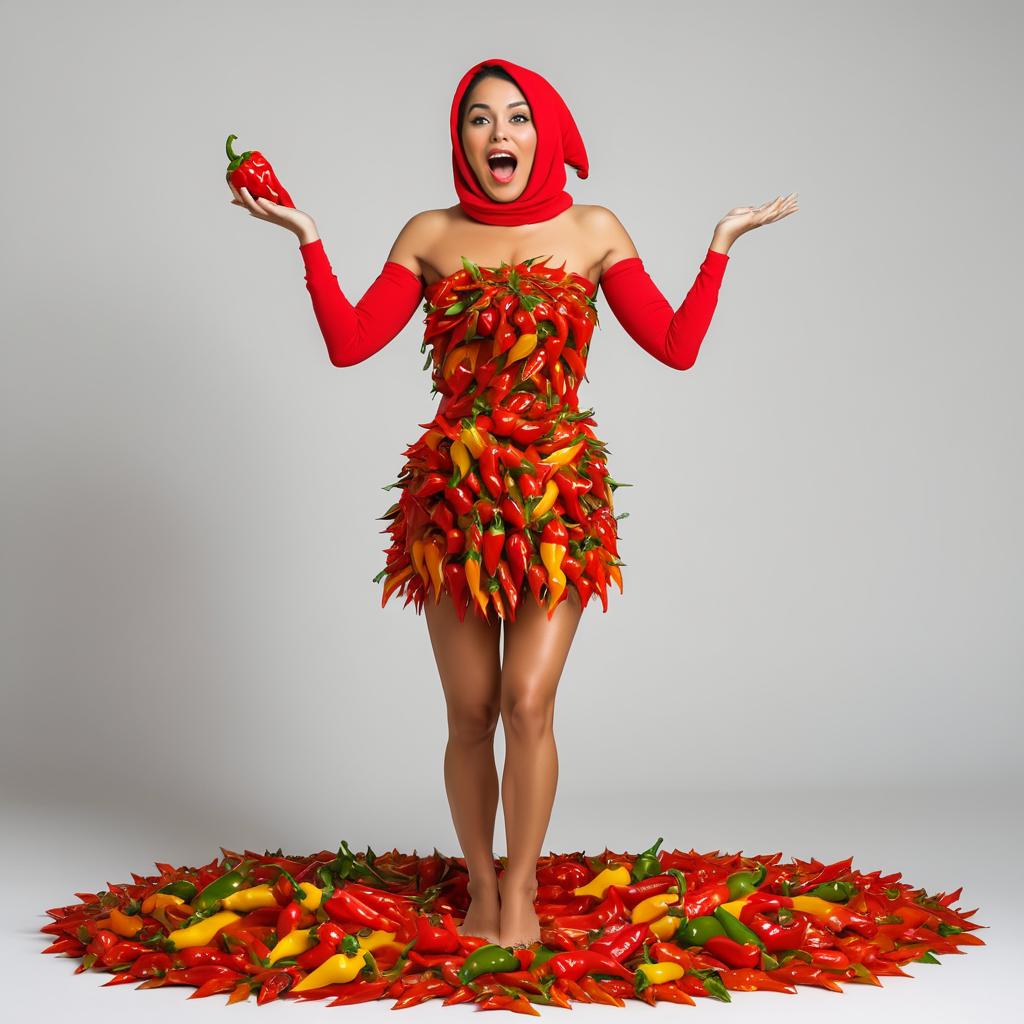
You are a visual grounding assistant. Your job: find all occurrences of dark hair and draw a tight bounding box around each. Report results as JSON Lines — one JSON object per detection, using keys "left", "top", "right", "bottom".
{"left": 457, "top": 64, "right": 522, "bottom": 134}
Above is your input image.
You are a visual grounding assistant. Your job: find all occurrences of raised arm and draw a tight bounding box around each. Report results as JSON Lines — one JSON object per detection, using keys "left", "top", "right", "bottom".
{"left": 298, "top": 213, "right": 428, "bottom": 368}
{"left": 593, "top": 195, "right": 799, "bottom": 370}
{"left": 591, "top": 207, "right": 729, "bottom": 372}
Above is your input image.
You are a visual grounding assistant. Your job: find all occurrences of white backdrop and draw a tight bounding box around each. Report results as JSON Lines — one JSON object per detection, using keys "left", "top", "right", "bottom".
{"left": 3, "top": 1, "right": 1020, "bottom": 1020}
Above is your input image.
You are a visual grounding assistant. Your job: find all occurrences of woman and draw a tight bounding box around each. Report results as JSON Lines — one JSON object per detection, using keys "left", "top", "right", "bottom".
{"left": 228, "top": 58, "right": 797, "bottom": 949}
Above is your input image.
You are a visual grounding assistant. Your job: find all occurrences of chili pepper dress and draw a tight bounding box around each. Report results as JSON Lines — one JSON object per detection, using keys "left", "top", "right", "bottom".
{"left": 374, "top": 255, "right": 627, "bottom": 623}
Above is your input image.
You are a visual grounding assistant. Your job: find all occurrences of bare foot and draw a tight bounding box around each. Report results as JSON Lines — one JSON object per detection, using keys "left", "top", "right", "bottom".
{"left": 498, "top": 875, "right": 540, "bottom": 948}
{"left": 458, "top": 876, "right": 501, "bottom": 944}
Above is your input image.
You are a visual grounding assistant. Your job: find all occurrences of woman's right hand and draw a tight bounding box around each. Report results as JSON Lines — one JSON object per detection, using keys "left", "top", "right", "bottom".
{"left": 227, "top": 178, "right": 317, "bottom": 240}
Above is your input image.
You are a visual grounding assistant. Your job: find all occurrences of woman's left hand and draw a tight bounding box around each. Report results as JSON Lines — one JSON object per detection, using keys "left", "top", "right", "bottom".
{"left": 714, "top": 193, "right": 799, "bottom": 247}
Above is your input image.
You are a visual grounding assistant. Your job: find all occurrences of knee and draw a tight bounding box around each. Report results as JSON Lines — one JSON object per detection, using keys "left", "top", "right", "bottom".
{"left": 500, "top": 688, "right": 554, "bottom": 739}
{"left": 448, "top": 701, "right": 501, "bottom": 743}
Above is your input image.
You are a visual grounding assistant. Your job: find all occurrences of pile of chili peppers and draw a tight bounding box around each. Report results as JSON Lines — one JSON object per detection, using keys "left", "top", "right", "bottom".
{"left": 375, "top": 254, "right": 630, "bottom": 622}
{"left": 40, "top": 839, "right": 984, "bottom": 1012}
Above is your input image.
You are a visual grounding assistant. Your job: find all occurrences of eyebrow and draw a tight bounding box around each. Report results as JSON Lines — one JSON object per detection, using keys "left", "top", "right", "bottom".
{"left": 467, "top": 101, "right": 530, "bottom": 114}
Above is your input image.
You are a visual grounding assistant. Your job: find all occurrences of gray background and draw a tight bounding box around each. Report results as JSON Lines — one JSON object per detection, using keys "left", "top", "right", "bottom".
{"left": 3, "top": 0, "right": 1019, "bottom": 1019}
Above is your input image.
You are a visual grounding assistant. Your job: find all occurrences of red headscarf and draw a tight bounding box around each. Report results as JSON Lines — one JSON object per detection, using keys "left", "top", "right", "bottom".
{"left": 450, "top": 58, "right": 589, "bottom": 227}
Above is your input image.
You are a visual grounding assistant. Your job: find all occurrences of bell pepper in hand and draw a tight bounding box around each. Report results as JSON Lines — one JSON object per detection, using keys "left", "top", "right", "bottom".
{"left": 225, "top": 134, "right": 295, "bottom": 207}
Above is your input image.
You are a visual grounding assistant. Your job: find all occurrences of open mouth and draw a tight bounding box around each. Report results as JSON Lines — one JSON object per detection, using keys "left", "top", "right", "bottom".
{"left": 487, "top": 151, "right": 517, "bottom": 183}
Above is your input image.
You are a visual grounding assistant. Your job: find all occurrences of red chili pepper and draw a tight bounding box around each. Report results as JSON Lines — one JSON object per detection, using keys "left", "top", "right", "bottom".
{"left": 430, "top": 500, "right": 455, "bottom": 533}
{"left": 537, "top": 949, "right": 634, "bottom": 982}
{"left": 720, "top": 967, "right": 796, "bottom": 994}
{"left": 443, "top": 483, "right": 474, "bottom": 516}
{"left": 767, "top": 960, "right": 844, "bottom": 992}
{"left": 225, "top": 134, "right": 294, "bottom": 207}
{"left": 702, "top": 934, "right": 761, "bottom": 968}
{"left": 100, "top": 940, "right": 151, "bottom": 966}
{"left": 536, "top": 861, "right": 592, "bottom": 889}
{"left": 587, "top": 922, "right": 648, "bottom": 963}
{"left": 526, "top": 561, "right": 546, "bottom": 606}
{"left": 323, "top": 888, "right": 402, "bottom": 931}
{"left": 518, "top": 349, "right": 547, "bottom": 384}
{"left": 411, "top": 472, "right": 448, "bottom": 500}
{"left": 482, "top": 512, "right": 506, "bottom": 576}
{"left": 744, "top": 911, "right": 809, "bottom": 952}
{"left": 130, "top": 951, "right": 174, "bottom": 978}
{"left": 165, "top": 964, "right": 244, "bottom": 987}
{"left": 552, "top": 468, "right": 592, "bottom": 524}
{"left": 478, "top": 445, "right": 504, "bottom": 499}
{"left": 414, "top": 911, "right": 461, "bottom": 954}
{"left": 276, "top": 900, "right": 302, "bottom": 939}
{"left": 554, "top": 884, "right": 627, "bottom": 931}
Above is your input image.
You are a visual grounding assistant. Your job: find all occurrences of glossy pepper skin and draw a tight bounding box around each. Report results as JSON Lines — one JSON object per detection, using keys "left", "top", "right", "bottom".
{"left": 224, "top": 136, "right": 292, "bottom": 207}
{"left": 378, "top": 259, "right": 626, "bottom": 621}
{"left": 190, "top": 859, "right": 258, "bottom": 917}
{"left": 457, "top": 943, "right": 520, "bottom": 984}
{"left": 225, "top": 134, "right": 295, "bottom": 207}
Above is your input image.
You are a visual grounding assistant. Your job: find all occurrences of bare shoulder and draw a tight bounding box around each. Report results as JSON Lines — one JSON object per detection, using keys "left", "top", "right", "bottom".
{"left": 385, "top": 209, "right": 450, "bottom": 280}
{"left": 573, "top": 205, "right": 640, "bottom": 272}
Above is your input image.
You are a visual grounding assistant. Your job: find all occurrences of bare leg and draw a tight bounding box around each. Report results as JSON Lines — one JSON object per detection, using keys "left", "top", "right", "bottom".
{"left": 424, "top": 594, "right": 503, "bottom": 943}
{"left": 497, "top": 589, "right": 583, "bottom": 947}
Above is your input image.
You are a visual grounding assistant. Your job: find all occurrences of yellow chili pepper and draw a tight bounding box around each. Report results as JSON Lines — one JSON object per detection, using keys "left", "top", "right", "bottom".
{"left": 573, "top": 865, "right": 631, "bottom": 899}
{"left": 464, "top": 554, "right": 489, "bottom": 616}
{"left": 443, "top": 344, "right": 472, "bottom": 379}
{"left": 140, "top": 892, "right": 185, "bottom": 915}
{"left": 631, "top": 891, "right": 678, "bottom": 925}
{"left": 541, "top": 438, "right": 586, "bottom": 466}
{"left": 166, "top": 910, "right": 241, "bottom": 950}
{"left": 266, "top": 926, "right": 315, "bottom": 965}
{"left": 291, "top": 949, "right": 367, "bottom": 992}
{"left": 602, "top": 553, "right": 624, "bottom": 593}
{"left": 530, "top": 479, "right": 559, "bottom": 520}
{"left": 411, "top": 538, "right": 429, "bottom": 587}
{"left": 221, "top": 884, "right": 279, "bottom": 912}
{"left": 382, "top": 565, "right": 414, "bottom": 605}
{"left": 449, "top": 439, "right": 471, "bottom": 480}
{"left": 424, "top": 537, "right": 445, "bottom": 603}
{"left": 104, "top": 907, "right": 144, "bottom": 938}
{"left": 540, "top": 541, "right": 566, "bottom": 611}
{"left": 789, "top": 895, "right": 843, "bottom": 917}
{"left": 460, "top": 423, "right": 487, "bottom": 459}
{"left": 648, "top": 912, "right": 682, "bottom": 941}
{"left": 297, "top": 882, "right": 323, "bottom": 912}
{"left": 504, "top": 332, "right": 538, "bottom": 364}
{"left": 423, "top": 429, "right": 445, "bottom": 451}
{"left": 716, "top": 896, "right": 750, "bottom": 920}
{"left": 357, "top": 929, "right": 402, "bottom": 954}
{"left": 635, "top": 961, "right": 684, "bottom": 984}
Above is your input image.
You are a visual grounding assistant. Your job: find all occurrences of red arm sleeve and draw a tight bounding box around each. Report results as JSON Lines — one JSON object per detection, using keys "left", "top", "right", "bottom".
{"left": 599, "top": 247, "right": 730, "bottom": 371}
{"left": 299, "top": 238, "right": 424, "bottom": 367}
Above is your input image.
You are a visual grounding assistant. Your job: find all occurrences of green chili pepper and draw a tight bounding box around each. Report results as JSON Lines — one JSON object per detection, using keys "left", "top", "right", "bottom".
{"left": 667, "top": 869, "right": 688, "bottom": 899}
{"left": 156, "top": 879, "right": 198, "bottom": 902}
{"left": 689, "top": 967, "right": 731, "bottom": 1002}
{"left": 457, "top": 943, "right": 520, "bottom": 984}
{"left": 191, "top": 858, "right": 257, "bottom": 916}
{"left": 630, "top": 837, "right": 664, "bottom": 882}
{"left": 677, "top": 915, "right": 727, "bottom": 947}
{"left": 273, "top": 866, "right": 308, "bottom": 903}
{"left": 712, "top": 905, "right": 766, "bottom": 951}
{"left": 807, "top": 879, "right": 857, "bottom": 902}
{"left": 725, "top": 863, "right": 767, "bottom": 899}
{"left": 528, "top": 945, "right": 559, "bottom": 970}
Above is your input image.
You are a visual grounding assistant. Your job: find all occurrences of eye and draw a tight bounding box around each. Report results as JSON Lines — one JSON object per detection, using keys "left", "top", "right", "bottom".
{"left": 469, "top": 113, "right": 530, "bottom": 126}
